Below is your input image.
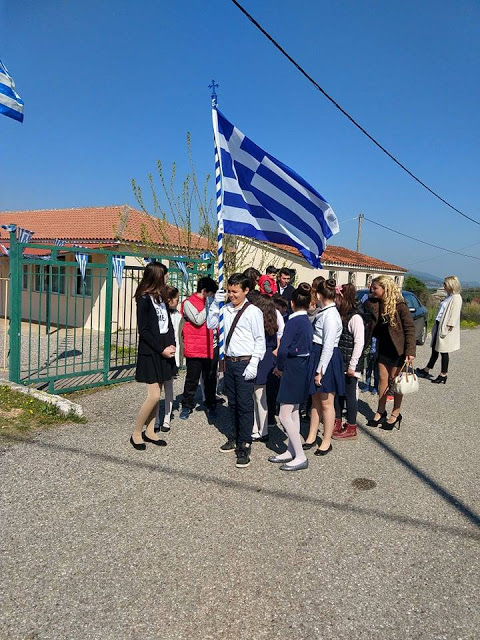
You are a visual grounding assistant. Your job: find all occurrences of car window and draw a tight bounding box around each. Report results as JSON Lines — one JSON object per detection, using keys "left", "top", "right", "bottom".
{"left": 403, "top": 292, "right": 417, "bottom": 309}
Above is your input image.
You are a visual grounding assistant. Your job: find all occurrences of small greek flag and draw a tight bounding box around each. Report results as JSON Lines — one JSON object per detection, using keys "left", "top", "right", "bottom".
{"left": 74, "top": 246, "right": 88, "bottom": 283}
{"left": 0, "top": 60, "right": 24, "bottom": 123}
{"left": 212, "top": 109, "right": 339, "bottom": 268}
{"left": 112, "top": 255, "right": 125, "bottom": 288}
{"left": 0, "top": 244, "right": 9, "bottom": 256}
{"left": 54, "top": 239, "right": 66, "bottom": 247}
{"left": 174, "top": 258, "right": 189, "bottom": 288}
{"left": 199, "top": 250, "right": 214, "bottom": 261}
{"left": 18, "top": 227, "right": 34, "bottom": 243}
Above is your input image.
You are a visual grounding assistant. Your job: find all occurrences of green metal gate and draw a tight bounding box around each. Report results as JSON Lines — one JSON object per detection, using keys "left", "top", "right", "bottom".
{"left": 7, "top": 230, "right": 213, "bottom": 394}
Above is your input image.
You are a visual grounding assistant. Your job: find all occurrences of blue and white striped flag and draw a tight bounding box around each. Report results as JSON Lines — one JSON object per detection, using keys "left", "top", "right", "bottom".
{"left": 54, "top": 239, "right": 66, "bottom": 247}
{"left": 17, "top": 227, "right": 34, "bottom": 243}
{"left": 0, "top": 244, "right": 9, "bottom": 256}
{"left": 174, "top": 258, "right": 190, "bottom": 289}
{"left": 74, "top": 246, "right": 88, "bottom": 283}
{"left": 212, "top": 109, "right": 339, "bottom": 268}
{"left": 0, "top": 60, "right": 24, "bottom": 123}
{"left": 199, "top": 251, "right": 214, "bottom": 261}
{"left": 112, "top": 255, "right": 125, "bottom": 288}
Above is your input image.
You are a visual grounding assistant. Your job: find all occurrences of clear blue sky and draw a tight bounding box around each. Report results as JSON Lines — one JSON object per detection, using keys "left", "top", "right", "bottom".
{"left": 1, "top": 0, "right": 479, "bottom": 282}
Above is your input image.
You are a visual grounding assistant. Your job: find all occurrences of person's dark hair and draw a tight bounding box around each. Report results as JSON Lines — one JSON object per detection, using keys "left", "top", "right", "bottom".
{"left": 291, "top": 283, "right": 312, "bottom": 310}
{"left": 228, "top": 272, "right": 251, "bottom": 290}
{"left": 278, "top": 267, "right": 291, "bottom": 278}
{"left": 317, "top": 278, "right": 336, "bottom": 301}
{"left": 135, "top": 262, "right": 168, "bottom": 302}
{"left": 311, "top": 275, "right": 326, "bottom": 306}
{"left": 266, "top": 265, "right": 278, "bottom": 275}
{"left": 336, "top": 283, "right": 357, "bottom": 319}
{"left": 197, "top": 276, "right": 218, "bottom": 294}
{"left": 166, "top": 286, "right": 179, "bottom": 300}
{"left": 243, "top": 267, "right": 260, "bottom": 289}
{"left": 247, "top": 290, "right": 262, "bottom": 304}
{"left": 252, "top": 294, "right": 278, "bottom": 336}
{"left": 272, "top": 293, "right": 288, "bottom": 311}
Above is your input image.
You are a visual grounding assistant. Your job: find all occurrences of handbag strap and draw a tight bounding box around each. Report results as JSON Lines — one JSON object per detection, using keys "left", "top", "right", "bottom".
{"left": 225, "top": 302, "right": 251, "bottom": 352}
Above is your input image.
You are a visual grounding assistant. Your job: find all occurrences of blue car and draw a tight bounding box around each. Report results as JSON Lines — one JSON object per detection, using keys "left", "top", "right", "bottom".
{"left": 356, "top": 289, "right": 428, "bottom": 345}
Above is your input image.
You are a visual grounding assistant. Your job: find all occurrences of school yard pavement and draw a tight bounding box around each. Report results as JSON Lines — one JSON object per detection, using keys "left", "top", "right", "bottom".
{"left": 1, "top": 329, "right": 479, "bottom": 640}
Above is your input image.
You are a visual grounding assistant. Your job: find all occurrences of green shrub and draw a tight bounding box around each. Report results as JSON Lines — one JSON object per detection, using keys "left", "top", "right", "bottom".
{"left": 461, "top": 302, "right": 480, "bottom": 326}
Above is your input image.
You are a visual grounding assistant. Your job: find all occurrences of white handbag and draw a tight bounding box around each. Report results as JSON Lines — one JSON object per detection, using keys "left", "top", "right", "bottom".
{"left": 392, "top": 361, "right": 419, "bottom": 395}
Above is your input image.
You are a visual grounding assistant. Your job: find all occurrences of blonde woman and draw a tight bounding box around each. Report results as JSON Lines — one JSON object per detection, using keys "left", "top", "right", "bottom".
{"left": 416, "top": 276, "right": 462, "bottom": 384}
{"left": 364, "top": 276, "right": 416, "bottom": 429}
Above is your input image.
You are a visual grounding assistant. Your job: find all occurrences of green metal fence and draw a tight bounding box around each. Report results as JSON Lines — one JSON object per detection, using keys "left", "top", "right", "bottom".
{"left": 7, "top": 230, "right": 213, "bottom": 394}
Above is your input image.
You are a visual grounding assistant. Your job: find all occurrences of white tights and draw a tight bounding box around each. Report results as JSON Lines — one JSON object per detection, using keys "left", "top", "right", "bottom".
{"left": 155, "top": 378, "right": 174, "bottom": 430}
{"left": 253, "top": 385, "right": 268, "bottom": 438}
{"left": 277, "top": 403, "right": 306, "bottom": 465}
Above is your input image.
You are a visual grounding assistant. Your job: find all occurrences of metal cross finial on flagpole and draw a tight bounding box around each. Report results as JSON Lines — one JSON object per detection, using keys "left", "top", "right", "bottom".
{"left": 209, "top": 79, "right": 219, "bottom": 107}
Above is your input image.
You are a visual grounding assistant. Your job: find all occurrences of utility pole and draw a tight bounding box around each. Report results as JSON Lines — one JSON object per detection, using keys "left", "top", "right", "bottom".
{"left": 356, "top": 213, "right": 364, "bottom": 253}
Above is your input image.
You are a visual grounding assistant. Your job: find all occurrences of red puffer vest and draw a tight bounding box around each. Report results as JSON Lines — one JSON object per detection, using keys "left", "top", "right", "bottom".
{"left": 181, "top": 294, "right": 214, "bottom": 359}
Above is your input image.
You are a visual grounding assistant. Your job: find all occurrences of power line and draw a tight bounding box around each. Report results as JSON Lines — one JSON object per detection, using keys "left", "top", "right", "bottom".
{"left": 406, "top": 240, "right": 480, "bottom": 267}
{"left": 363, "top": 216, "right": 480, "bottom": 261}
{"left": 229, "top": 0, "right": 480, "bottom": 227}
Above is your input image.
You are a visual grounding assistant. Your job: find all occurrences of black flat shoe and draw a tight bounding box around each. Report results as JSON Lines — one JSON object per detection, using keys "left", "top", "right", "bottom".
{"left": 432, "top": 375, "right": 447, "bottom": 384}
{"left": 383, "top": 413, "right": 403, "bottom": 430}
{"left": 302, "top": 440, "right": 317, "bottom": 450}
{"left": 366, "top": 411, "right": 387, "bottom": 427}
{"left": 142, "top": 433, "right": 167, "bottom": 446}
{"left": 130, "top": 436, "right": 146, "bottom": 450}
{"left": 415, "top": 368, "right": 432, "bottom": 379}
{"left": 314, "top": 444, "right": 332, "bottom": 456}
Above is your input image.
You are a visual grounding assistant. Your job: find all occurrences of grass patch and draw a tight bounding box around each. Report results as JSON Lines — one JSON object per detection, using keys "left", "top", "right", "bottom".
{"left": 461, "top": 302, "right": 480, "bottom": 327}
{"left": 0, "top": 385, "right": 85, "bottom": 442}
{"left": 460, "top": 319, "right": 478, "bottom": 329}
{"left": 111, "top": 344, "right": 137, "bottom": 359}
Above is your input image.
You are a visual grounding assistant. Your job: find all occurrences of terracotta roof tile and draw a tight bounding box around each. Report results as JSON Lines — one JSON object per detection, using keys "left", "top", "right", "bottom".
{"left": 0, "top": 205, "right": 210, "bottom": 252}
{"left": 271, "top": 242, "right": 407, "bottom": 272}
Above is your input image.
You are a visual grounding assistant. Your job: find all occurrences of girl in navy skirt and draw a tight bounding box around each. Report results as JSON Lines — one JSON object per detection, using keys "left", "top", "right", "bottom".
{"left": 268, "top": 284, "right": 313, "bottom": 471}
{"left": 130, "top": 263, "right": 177, "bottom": 450}
{"left": 251, "top": 295, "right": 284, "bottom": 442}
{"left": 304, "top": 279, "right": 344, "bottom": 456}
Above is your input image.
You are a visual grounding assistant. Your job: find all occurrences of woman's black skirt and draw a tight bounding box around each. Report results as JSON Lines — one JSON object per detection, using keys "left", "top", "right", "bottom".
{"left": 277, "top": 356, "right": 310, "bottom": 404}
{"left": 135, "top": 353, "right": 177, "bottom": 384}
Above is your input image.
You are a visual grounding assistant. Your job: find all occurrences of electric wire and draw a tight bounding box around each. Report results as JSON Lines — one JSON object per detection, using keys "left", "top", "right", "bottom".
{"left": 406, "top": 241, "right": 480, "bottom": 267}
{"left": 363, "top": 216, "right": 480, "bottom": 261}
{"left": 230, "top": 0, "right": 480, "bottom": 226}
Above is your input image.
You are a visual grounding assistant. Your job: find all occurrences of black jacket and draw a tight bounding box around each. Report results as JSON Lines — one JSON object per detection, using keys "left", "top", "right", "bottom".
{"left": 278, "top": 283, "right": 295, "bottom": 303}
{"left": 136, "top": 295, "right": 175, "bottom": 356}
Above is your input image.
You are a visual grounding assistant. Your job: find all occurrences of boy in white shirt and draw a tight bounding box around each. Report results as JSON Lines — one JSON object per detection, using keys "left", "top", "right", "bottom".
{"left": 207, "top": 273, "right": 266, "bottom": 468}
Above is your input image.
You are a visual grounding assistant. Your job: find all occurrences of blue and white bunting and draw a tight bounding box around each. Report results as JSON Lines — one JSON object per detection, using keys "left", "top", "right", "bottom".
{"left": 0, "top": 244, "right": 9, "bottom": 256}
{"left": 212, "top": 108, "right": 339, "bottom": 268}
{"left": 74, "top": 246, "right": 88, "bottom": 283}
{"left": 17, "top": 227, "right": 34, "bottom": 244}
{"left": 0, "top": 60, "right": 24, "bottom": 123}
{"left": 112, "top": 255, "right": 126, "bottom": 288}
{"left": 54, "top": 239, "right": 66, "bottom": 247}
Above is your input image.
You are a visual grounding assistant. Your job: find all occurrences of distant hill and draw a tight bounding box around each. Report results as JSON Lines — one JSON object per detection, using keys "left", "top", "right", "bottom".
{"left": 407, "top": 270, "right": 443, "bottom": 287}
{"left": 407, "top": 270, "right": 480, "bottom": 288}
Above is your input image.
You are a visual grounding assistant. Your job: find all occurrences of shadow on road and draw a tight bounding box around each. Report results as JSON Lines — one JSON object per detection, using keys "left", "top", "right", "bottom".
{"left": 3, "top": 433, "right": 479, "bottom": 542}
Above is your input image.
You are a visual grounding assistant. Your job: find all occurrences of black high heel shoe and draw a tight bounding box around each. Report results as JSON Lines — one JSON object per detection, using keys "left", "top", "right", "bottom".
{"left": 432, "top": 375, "right": 447, "bottom": 384}
{"left": 415, "top": 368, "right": 432, "bottom": 379}
{"left": 366, "top": 411, "right": 387, "bottom": 427}
{"left": 383, "top": 413, "right": 403, "bottom": 430}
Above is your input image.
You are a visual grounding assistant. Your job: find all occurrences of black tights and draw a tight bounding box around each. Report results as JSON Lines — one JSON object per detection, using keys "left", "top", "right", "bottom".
{"left": 426, "top": 349, "right": 449, "bottom": 374}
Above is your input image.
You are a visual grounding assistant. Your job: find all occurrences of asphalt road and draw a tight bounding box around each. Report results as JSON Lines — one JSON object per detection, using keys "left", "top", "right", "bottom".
{"left": 1, "top": 329, "right": 479, "bottom": 640}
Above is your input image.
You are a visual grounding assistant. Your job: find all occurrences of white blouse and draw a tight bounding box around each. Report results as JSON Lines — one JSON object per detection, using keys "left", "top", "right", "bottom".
{"left": 150, "top": 296, "right": 170, "bottom": 335}
{"left": 312, "top": 303, "right": 343, "bottom": 375}
{"left": 436, "top": 295, "right": 452, "bottom": 323}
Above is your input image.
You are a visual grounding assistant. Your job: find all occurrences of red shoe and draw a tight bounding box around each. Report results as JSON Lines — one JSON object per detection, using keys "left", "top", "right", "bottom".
{"left": 332, "top": 423, "right": 358, "bottom": 440}
{"left": 333, "top": 418, "right": 342, "bottom": 435}
{"left": 387, "top": 395, "right": 394, "bottom": 401}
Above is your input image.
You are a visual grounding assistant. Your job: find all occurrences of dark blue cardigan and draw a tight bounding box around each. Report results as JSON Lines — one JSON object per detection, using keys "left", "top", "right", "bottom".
{"left": 276, "top": 314, "right": 313, "bottom": 371}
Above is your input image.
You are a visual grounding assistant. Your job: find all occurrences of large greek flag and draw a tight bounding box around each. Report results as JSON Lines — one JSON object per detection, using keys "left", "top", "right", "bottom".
{"left": 0, "top": 60, "right": 24, "bottom": 122}
{"left": 212, "top": 109, "right": 339, "bottom": 267}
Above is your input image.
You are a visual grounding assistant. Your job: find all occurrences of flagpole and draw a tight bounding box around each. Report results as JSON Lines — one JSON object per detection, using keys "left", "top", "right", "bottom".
{"left": 209, "top": 80, "right": 225, "bottom": 365}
